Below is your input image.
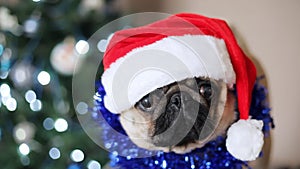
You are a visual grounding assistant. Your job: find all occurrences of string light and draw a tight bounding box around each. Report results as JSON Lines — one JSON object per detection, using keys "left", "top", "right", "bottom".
{"left": 19, "top": 143, "right": 30, "bottom": 156}
{"left": 0, "top": 83, "right": 11, "bottom": 97}
{"left": 43, "top": 118, "right": 54, "bottom": 130}
{"left": 1, "top": 95, "right": 10, "bottom": 106}
{"left": 29, "top": 99, "right": 42, "bottom": 111}
{"left": 24, "top": 18, "right": 38, "bottom": 34}
{"left": 0, "top": 71, "right": 9, "bottom": 79}
{"left": 76, "top": 102, "right": 88, "bottom": 115}
{"left": 10, "top": 62, "right": 34, "bottom": 88}
{"left": 49, "top": 147, "right": 61, "bottom": 160}
{"left": 70, "top": 149, "right": 85, "bottom": 162}
{"left": 13, "top": 122, "right": 35, "bottom": 144}
{"left": 6, "top": 97, "right": 17, "bottom": 111}
{"left": 25, "top": 90, "right": 36, "bottom": 103}
{"left": 37, "top": 71, "right": 51, "bottom": 85}
{"left": 15, "top": 128, "right": 26, "bottom": 141}
{"left": 97, "top": 39, "right": 107, "bottom": 53}
{"left": 54, "top": 118, "right": 68, "bottom": 132}
{"left": 97, "top": 33, "right": 114, "bottom": 53}
{"left": 14, "top": 68, "right": 26, "bottom": 84}
{"left": 75, "top": 40, "right": 89, "bottom": 55}
{"left": 87, "top": 160, "right": 101, "bottom": 169}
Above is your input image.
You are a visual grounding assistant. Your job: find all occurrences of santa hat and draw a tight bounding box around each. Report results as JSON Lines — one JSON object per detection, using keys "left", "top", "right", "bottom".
{"left": 100, "top": 13, "right": 264, "bottom": 161}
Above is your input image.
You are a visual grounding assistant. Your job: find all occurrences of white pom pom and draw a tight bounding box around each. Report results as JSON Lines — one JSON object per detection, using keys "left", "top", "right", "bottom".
{"left": 226, "top": 119, "right": 264, "bottom": 161}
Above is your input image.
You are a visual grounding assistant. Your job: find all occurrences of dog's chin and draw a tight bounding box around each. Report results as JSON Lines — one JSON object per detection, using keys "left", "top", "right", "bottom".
{"left": 120, "top": 85, "right": 236, "bottom": 154}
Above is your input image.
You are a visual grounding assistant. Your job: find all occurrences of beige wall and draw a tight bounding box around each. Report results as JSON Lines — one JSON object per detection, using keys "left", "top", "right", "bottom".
{"left": 121, "top": 0, "right": 300, "bottom": 167}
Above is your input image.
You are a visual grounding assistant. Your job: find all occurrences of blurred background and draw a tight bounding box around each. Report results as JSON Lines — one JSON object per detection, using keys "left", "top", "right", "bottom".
{"left": 0, "top": 0, "right": 119, "bottom": 168}
{"left": 0, "top": 0, "right": 299, "bottom": 169}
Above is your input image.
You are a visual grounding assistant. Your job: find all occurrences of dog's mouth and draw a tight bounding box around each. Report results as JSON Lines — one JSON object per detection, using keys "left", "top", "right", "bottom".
{"left": 175, "top": 109, "right": 210, "bottom": 147}
{"left": 176, "top": 126, "right": 202, "bottom": 146}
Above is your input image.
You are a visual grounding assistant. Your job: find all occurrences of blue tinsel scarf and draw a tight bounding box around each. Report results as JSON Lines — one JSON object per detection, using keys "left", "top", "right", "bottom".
{"left": 93, "top": 79, "right": 274, "bottom": 169}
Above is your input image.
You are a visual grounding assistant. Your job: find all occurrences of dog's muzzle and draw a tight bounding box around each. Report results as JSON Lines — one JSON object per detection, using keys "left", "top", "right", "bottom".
{"left": 152, "top": 90, "right": 210, "bottom": 147}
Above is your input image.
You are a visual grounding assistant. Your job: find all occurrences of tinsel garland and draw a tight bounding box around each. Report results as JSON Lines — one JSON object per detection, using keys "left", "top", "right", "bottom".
{"left": 93, "top": 78, "right": 274, "bottom": 169}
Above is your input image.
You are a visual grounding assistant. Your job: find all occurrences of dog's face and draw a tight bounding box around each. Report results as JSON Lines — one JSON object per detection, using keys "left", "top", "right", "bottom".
{"left": 120, "top": 78, "right": 236, "bottom": 154}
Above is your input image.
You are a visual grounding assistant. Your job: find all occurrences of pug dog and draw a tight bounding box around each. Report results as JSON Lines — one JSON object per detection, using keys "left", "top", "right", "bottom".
{"left": 118, "top": 77, "right": 270, "bottom": 168}
{"left": 99, "top": 13, "right": 273, "bottom": 169}
{"left": 119, "top": 77, "right": 235, "bottom": 154}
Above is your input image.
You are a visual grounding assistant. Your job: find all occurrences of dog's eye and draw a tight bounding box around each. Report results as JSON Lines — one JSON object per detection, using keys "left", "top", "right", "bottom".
{"left": 137, "top": 94, "right": 153, "bottom": 111}
{"left": 199, "top": 84, "right": 213, "bottom": 100}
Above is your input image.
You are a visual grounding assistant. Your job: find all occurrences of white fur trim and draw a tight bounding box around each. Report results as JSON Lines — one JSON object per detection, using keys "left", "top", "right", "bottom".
{"left": 226, "top": 119, "right": 264, "bottom": 161}
{"left": 101, "top": 35, "right": 236, "bottom": 113}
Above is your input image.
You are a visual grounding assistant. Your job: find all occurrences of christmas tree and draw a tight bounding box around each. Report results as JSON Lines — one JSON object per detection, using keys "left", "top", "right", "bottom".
{"left": 0, "top": 0, "right": 119, "bottom": 168}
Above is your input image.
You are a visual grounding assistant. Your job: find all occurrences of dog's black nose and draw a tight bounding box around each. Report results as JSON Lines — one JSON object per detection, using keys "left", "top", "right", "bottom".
{"left": 168, "top": 92, "right": 192, "bottom": 110}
